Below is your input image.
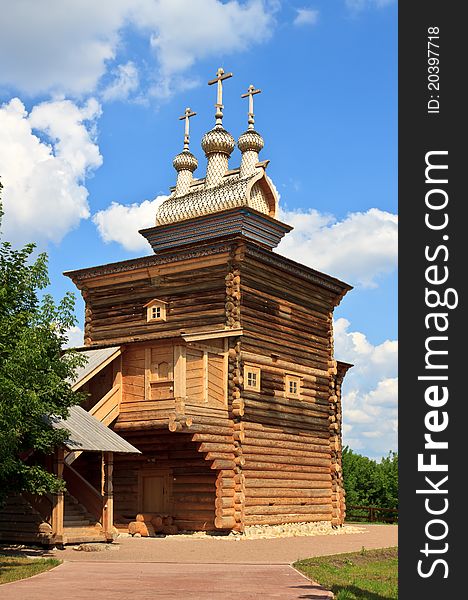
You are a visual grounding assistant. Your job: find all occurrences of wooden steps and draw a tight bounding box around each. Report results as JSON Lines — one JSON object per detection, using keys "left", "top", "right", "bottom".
{"left": 0, "top": 494, "right": 51, "bottom": 544}
{"left": 63, "top": 493, "right": 106, "bottom": 543}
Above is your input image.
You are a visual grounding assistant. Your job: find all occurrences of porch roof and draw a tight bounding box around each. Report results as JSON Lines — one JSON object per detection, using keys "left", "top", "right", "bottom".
{"left": 49, "top": 405, "right": 140, "bottom": 454}
{"left": 70, "top": 346, "right": 122, "bottom": 391}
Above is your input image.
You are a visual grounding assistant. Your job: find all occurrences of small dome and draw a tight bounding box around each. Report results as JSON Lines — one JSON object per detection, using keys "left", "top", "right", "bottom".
{"left": 201, "top": 125, "right": 235, "bottom": 157}
{"left": 173, "top": 149, "right": 198, "bottom": 173}
{"left": 237, "top": 129, "right": 264, "bottom": 154}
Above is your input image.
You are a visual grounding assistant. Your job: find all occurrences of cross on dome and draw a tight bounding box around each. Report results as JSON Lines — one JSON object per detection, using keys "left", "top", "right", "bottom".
{"left": 178, "top": 107, "right": 196, "bottom": 150}
{"left": 208, "top": 67, "right": 233, "bottom": 125}
{"left": 241, "top": 84, "right": 261, "bottom": 130}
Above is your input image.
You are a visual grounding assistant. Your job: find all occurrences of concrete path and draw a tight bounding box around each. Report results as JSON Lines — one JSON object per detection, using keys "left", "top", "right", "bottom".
{"left": 0, "top": 562, "right": 333, "bottom": 599}
{"left": 0, "top": 525, "right": 397, "bottom": 599}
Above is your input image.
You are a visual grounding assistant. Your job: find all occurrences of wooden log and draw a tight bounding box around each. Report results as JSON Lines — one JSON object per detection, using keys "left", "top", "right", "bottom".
{"left": 245, "top": 488, "right": 331, "bottom": 498}
{"left": 151, "top": 516, "right": 163, "bottom": 529}
{"left": 192, "top": 434, "right": 234, "bottom": 444}
{"left": 241, "top": 439, "right": 330, "bottom": 454}
{"left": 244, "top": 504, "right": 331, "bottom": 516}
{"left": 243, "top": 514, "right": 332, "bottom": 526}
{"left": 242, "top": 406, "right": 329, "bottom": 429}
{"left": 128, "top": 521, "right": 149, "bottom": 536}
{"left": 161, "top": 525, "right": 178, "bottom": 535}
{"left": 214, "top": 516, "right": 236, "bottom": 529}
{"left": 243, "top": 465, "right": 331, "bottom": 476}
{"left": 210, "top": 459, "right": 236, "bottom": 470}
{"left": 241, "top": 445, "right": 330, "bottom": 460}
{"left": 242, "top": 421, "right": 330, "bottom": 441}
{"left": 215, "top": 497, "right": 235, "bottom": 509}
{"left": 171, "top": 475, "right": 215, "bottom": 484}
{"left": 198, "top": 443, "right": 234, "bottom": 454}
{"left": 245, "top": 497, "right": 332, "bottom": 506}
{"left": 241, "top": 453, "right": 330, "bottom": 468}
{"left": 175, "top": 520, "right": 216, "bottom": 531}
{"left": 173, "top": 494, "right": 214, "bottom": 504}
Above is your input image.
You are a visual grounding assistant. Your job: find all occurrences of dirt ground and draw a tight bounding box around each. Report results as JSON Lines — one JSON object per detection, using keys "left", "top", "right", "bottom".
{"left": 5, "top": 523, "right": 397, "bottom": 564}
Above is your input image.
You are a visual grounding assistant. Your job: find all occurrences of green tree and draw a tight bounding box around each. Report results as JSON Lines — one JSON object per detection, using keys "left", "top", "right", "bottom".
{"left": 374, "top": 450, "right": 398, "bottom": 509}
{"left": 0, "top": 181, "right": 85, "bottom": 503}
{"left": 342, "top": 446, "right": 398, "bottom": 510}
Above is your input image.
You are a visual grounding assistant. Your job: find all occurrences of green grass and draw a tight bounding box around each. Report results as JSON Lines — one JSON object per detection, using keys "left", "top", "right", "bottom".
{"left": 294, "top": 547, "right": 398, "bottom": 600}
{"left": 0, "top": 554, "right": 61, "bottom": 585}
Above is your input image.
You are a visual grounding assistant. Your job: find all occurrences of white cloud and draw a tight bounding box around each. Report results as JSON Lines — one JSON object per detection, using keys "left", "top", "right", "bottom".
{"left": 334, "top": 317, "right": 397, "bottom": 458}
{"left": 0, "top": 97, "right": 102, "bottom": 245}
{"left": 0, "top": 1, "right": 277, "bottom": 98}
{"left": 142, "top": 0, "right": 276, "bottom": 97}
{"left": 0, "top": 1, "right": 130, "bottom": 96}
{"left": 101, "top": 62, "right": 140, "bottom": 102}
{"left": 93, "top": 196, "right": 168, "bottom": 252}
{"left": 293, "top": 9, "right": 319, "bottom": 26}
{"left": 63, "top": 326, "right": 85, "bottom": 349}
{"left": 277, "top": 207, "right": 397, "bottom": 288}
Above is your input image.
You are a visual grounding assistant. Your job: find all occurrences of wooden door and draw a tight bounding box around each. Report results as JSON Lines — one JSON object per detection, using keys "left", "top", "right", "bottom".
{"left": 146, "top": 346, "right": 174, "bottom": 401}
{"left": 140, "top": 471, "right": 171, "bottom": 513}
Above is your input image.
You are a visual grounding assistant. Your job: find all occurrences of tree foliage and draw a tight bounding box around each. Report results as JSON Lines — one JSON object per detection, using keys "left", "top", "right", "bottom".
{"left": 342, "top": 446, "right": 398, "bottom": 510}
{"left": 0, "top": 181, "right": 85, "bottom": 503}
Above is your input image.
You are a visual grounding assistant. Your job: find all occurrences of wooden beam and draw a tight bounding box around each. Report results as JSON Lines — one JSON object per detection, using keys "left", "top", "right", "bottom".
{"left": 102, "top": 452, "right": 114, "bottom": 541}
{"left": 182, "top": 328, "right": 243, "bottom": 343}
{"left": 51, "top": 447, "right": 64, "bottom": 544}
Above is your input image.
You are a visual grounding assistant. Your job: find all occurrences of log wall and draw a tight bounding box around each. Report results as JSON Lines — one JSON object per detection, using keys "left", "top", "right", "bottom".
{"left": 112, "top": 432, "right": 217, "bottom": 531}
{"left": 69, "top": 239, "right": 350, "bottom": 531}
{"left": 79, "top": 252, "right": 230, "bottom": 345}
{"left": 230, "top": 243, "right": 347, "bottom": 527}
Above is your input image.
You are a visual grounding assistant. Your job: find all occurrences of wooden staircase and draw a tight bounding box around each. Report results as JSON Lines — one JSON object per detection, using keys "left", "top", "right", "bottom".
{"left": 63, "top": 492, "right": 107, "bottom": 544}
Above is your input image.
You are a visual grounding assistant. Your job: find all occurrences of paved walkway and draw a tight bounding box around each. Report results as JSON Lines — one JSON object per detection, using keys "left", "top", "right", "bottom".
{"left": 0, "top": 562, "right": 333, "bottom": 599}
{"left": 1, "top": 525, "right": 397, "bottom": 599}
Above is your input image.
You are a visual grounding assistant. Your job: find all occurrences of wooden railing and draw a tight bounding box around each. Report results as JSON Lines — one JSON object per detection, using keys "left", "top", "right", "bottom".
{"left": 346, "top": 505, "right": 398, "bottom": 524}
{"left": 64, "top": 463, "right": 102, "bottom": 522}
{"left": 23, "top": 491, "right": 53, "bottom": 524}
{"left": 90, "top": 383, "right": 121, "bottom": 426}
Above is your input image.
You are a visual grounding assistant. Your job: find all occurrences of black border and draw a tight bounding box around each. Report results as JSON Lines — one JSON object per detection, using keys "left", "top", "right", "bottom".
{"left": 399, "top": 4, "right": 464, "bottom": 596}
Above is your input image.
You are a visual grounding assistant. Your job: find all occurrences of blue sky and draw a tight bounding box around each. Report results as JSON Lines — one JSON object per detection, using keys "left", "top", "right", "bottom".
{"left": 0, "top": 0, "right": 397, "bottom": 459}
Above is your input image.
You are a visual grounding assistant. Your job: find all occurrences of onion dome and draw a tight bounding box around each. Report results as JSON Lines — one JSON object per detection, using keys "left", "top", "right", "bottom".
{"left": 201, "top": 125, "right": 235, "bottom": 157}
{"left": 237, "top": 129, "right": 264, "bottom": 154}
{"left": 173, "top": 149, "right": 198, "bottom": 172}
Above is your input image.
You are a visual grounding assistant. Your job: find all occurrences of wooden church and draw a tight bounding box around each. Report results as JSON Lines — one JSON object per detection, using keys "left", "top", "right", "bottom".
{"left": 0, "top": 69, "right": 352, "bottom": 545}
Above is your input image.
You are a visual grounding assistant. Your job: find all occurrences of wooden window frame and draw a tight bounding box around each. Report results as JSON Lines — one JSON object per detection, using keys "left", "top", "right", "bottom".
{"left": 145, "top": 299, "right": 167, "bottom": 323}
{"left": 285, "top": 374, "right": 301, "bottom": 399}
{"left": 244, "top": 365, "right": 261, "bottom": 392}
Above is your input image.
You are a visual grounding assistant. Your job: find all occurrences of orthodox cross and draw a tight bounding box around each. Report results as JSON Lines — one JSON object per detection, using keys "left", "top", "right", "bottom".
{"left": 208, "top": 67, "right": 233, "bottom": 125}
{"left": 178, "top": 107, "right": 196, "bottom": 150}
{"left": 241, "top": 84, "right": 261, "bottom": 130}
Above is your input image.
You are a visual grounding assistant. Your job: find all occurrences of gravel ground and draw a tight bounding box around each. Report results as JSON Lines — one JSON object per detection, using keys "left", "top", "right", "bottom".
{"left": 43, "top": 523, "right": 397, "bottom": 564}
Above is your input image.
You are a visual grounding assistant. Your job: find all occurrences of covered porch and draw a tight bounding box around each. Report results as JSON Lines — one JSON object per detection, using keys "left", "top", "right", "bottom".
{"left": 0, "top": 405, "right": 140, "bottom": 547}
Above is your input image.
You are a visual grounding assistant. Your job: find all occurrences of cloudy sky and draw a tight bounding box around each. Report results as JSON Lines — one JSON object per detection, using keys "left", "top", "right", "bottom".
{"left": 0, "top": 0, "right": 397, "bottom": 459}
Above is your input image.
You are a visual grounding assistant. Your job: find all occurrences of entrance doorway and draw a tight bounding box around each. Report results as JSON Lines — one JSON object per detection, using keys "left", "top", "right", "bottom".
{"left": 139, "top": 470, "right": 171, "bottom": 513}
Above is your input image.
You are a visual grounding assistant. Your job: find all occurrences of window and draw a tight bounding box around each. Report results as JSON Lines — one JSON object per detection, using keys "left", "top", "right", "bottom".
{"left": 244, "top": 366, "right": 261, "bottom": 392}
{"left": 145, "top": 299, "right": 167, "bottom": 322}
{"left": 285, "top": 374, "right": 301, "bottom": 399}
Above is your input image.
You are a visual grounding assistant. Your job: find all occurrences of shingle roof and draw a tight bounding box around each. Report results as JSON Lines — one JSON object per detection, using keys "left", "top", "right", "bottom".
{"left": 49, "top": 405, "right": 140, "bottom": 454}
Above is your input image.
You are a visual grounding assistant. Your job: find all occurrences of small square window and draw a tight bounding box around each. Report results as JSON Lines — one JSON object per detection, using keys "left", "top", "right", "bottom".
{"left": 285, "top": 375, "right": 301, "bottom": 399}
{"left": 145, "top": 300, "right": 166, "bottom": 322}
{"left": 247, "top": 371, "right": 257, "bottom": 388}
{"left": 244, "top": 366, "right": 261, "bottom": 392}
